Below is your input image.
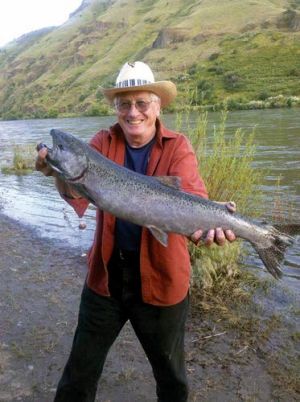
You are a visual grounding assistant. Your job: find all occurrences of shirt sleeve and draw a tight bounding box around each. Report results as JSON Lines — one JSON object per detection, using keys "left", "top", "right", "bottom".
{"left": 168, "top": 135, "right": 208, "bottom": 199}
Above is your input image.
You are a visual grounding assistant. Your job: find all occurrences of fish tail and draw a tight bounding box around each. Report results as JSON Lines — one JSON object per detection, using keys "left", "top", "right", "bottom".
{"left": 253, "top": 224, "right": 299, "bottom": 279}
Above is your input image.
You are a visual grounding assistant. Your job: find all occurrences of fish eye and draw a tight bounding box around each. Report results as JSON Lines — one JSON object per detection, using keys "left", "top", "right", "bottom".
{"left": 58, "top": 144, "right": 64, "bottom": 150}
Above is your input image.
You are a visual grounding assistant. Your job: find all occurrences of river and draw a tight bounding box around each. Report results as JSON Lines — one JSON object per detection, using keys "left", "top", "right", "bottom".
{"left": 0, "top": 108, "right": 299, "bottom": 289}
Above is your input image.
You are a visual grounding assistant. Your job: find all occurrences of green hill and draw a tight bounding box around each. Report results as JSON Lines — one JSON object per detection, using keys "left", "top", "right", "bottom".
{"left": 0, "top": 0, "right": 299, "bottom": 119}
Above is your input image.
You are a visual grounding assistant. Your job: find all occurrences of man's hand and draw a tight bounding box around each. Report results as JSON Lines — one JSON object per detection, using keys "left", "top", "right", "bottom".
{"left": 36, "top": 143, "right": 82, "bottom": 200}
{"left": 190, "top": 201, "right": 237, "bottom": 246}
{"left": 35, "top": 144, "right": 54, "bottom": 176}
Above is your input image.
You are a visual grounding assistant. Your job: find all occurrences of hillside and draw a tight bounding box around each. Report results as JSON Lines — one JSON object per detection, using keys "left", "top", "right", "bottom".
{"left": 0, "top": 0, "right": 299, "bottom": 119}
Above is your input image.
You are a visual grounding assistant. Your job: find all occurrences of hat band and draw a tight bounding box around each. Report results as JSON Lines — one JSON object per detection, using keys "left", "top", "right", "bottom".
{"left": 115, "top": 78, "right": 153, "bottom": 88}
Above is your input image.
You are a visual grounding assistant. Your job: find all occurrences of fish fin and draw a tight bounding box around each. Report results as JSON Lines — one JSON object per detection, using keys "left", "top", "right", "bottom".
{"left": 70, "top": 184, "right": 96, "bottom": 205}
{"left": 148, "top": 226, "right": 168, "bottom": 247}
{"left": 252, "top": 227, "right": 295, "bottom": 279}
{"left": 156, "top": 176, "right": 181, "bottom": 190}
{"left": 273, "top": 223, "right": 300, "bottom": 237}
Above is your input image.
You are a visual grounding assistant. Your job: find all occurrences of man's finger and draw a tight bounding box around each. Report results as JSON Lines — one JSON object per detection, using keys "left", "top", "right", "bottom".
{"left": 190, "top": 229, "right": 203, "bottom": 245}
{"left": 225, "top": 229, "right": 236, "bottom": 242}
{"left": 215, "top": 227, "right": 226, "bottom": 246}
{"left": 204, "top": 229, "right": 215, "bottom": 247}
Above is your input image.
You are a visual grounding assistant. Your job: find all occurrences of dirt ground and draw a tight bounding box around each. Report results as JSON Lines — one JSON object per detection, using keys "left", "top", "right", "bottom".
{"left": 0, "top": 213, "right": 299, "bottom": 402}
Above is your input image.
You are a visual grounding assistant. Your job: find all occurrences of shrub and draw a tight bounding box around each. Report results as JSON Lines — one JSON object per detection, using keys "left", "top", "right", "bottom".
{"left": 176, "top": 111, "right": 264, "bottom": 292}
{"left": 223, "top": 72, "right": 243, "bottom": 91}
{"left": 84, "top": 103, "right": 111, "bottom": 116}
{"left": 189, "top": 80, "right": 215, "bottom": 105}
{"left": 208, "top": 52, "right": 220, "bottom": 61}
{"left": 257, "top": 91, "right": 271, "bottom": 101}
{"left": 1, "top": 144, "right": 36, "bottom": 174}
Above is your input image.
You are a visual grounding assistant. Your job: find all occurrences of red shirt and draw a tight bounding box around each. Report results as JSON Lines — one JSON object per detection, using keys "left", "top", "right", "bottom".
{"left": 66, "top": 119, "right": 208, "bottom": 306}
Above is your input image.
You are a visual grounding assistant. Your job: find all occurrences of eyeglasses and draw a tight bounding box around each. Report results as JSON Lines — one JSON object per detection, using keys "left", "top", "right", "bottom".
{"left": 115, "top": 99, "right": 156, "bottom": 113}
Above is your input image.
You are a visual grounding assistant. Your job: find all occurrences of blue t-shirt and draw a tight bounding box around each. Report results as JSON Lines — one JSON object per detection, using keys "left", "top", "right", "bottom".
{"left": 115, "top": 138, "right": 155, "bottom": 251}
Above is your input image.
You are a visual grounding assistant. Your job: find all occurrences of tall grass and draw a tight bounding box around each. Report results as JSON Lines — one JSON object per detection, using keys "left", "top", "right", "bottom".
{"left": 1, "top": 144, "right": 36, "bottom": 174}
{"left": 177, "top": 111, "right": 264, "bottom": 294}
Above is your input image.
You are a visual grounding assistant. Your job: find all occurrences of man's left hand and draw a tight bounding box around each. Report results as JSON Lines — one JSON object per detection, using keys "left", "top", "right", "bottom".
{"left": 190, "top": 201, "right": 237, "bottom": 246}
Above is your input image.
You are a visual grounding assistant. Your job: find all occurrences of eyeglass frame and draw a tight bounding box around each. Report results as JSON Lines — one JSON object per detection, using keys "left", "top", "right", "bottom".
{"left": 114, "top": 94, "right": 160, "bottom": 113}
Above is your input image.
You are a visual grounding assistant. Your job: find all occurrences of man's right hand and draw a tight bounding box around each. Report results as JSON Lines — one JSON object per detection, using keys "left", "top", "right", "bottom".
{"left": 35, "top": 144, "right": 54, "bottom": 176}
{"left": 36, "top": 143, "right": 82, "bottom": 200}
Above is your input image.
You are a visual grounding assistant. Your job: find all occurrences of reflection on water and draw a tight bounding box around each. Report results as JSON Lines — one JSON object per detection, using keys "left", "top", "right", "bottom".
{"left": 0, "top": 109, "right": 299, "bottom": 288}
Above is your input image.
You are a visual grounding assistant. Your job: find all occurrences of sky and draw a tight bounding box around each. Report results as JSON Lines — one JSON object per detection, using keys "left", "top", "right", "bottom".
{"left": 0, "top": 0, "right": 83, "bottom": 47}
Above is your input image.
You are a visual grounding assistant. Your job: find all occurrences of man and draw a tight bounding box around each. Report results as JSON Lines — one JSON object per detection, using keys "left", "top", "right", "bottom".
{"left": 36, "top": 61, "right": 236, "bottom": 402}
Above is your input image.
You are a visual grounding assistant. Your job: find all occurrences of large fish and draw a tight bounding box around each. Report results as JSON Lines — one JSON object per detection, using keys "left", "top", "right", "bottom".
{"left": 42, "top": 129, "right": 299, "bottom": 279}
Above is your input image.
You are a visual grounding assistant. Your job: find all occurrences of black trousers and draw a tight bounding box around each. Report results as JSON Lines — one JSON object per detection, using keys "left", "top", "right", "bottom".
{"left": 54, "top": 249, "right": 189, "bottom": 402}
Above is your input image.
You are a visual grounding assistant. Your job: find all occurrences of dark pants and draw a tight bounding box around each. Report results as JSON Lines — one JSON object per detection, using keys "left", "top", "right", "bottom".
{"left": 54, "top": 249, "right": 189, "bottom": 402}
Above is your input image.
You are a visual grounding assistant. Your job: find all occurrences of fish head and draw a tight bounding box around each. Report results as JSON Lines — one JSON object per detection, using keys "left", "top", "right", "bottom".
{"left": 46, "top": 129, "right": 88, "bottom": 181}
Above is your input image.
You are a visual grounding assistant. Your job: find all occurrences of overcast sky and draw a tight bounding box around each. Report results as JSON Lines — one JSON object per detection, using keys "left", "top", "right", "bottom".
{"left": 0, "top": 0, "right": 83, "bottom": 47}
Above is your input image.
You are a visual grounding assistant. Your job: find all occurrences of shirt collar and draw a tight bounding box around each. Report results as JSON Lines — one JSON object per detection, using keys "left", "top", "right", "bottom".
{"left": 109, "top": 118, "right": 178, "bottom": 146}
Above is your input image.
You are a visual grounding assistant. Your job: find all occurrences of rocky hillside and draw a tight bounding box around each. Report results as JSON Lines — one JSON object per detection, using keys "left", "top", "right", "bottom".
{"left": 0, "top": 0, "right": 299, "bottom": 119}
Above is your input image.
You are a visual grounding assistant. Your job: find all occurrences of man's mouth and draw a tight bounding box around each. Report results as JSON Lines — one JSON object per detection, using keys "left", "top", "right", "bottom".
{"left": 127, "top": 120, "right": 143, "bottom": 125}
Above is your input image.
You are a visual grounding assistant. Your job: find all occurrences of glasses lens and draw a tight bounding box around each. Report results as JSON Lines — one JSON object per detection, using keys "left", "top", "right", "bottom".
{"left": 117, "top": 101, "right": 131, "bottom": 112}
{"left": 135, "top": 101, "right": 149, "bottom": 112}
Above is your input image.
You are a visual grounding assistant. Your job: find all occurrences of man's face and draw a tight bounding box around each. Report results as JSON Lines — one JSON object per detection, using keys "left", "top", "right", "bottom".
{"left": 115, "top": 91, "right": 161, "bottom": 145}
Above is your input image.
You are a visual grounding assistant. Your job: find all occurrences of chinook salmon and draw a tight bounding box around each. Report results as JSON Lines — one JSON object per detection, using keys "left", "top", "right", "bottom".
{"left": 42, "top": 129, "right": 299, "bottom": 279}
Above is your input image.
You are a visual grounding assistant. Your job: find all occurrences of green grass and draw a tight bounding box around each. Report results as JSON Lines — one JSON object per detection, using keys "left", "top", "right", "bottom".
{"left": 177, "top": 111, "right": 265, "bottom": 292}
{"left": 1, "top": 144, "right": 36, "bottom": 174}
{"left": 183, "top": 110, "right": 296, "bottom": 301}
{"left": 175, "top": 31, "right": 300, "bottom": 109}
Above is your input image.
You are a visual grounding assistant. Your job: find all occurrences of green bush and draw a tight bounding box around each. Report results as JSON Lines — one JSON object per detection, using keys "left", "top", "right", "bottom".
{"left": 1, "top": 144, "right": 36, "bottom": 174}
{"left": 188, "top": 80, "right": 215, "bottom": 105}
{"left": 84, "top": 102, "right": 111, "bottom": 116}
{"left": 223, "top": 72, "right": 243, "bottom": 91}
{"left": 257, "top": 91, "right": 271, "bottom": 101}
{"left": 177, "top": 111, "right": 264, "bottom": 292}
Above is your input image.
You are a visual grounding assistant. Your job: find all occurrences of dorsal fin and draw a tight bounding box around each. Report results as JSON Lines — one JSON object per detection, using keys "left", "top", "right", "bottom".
{"left": 156, "top": 176, "right": 181, "bottom": 190}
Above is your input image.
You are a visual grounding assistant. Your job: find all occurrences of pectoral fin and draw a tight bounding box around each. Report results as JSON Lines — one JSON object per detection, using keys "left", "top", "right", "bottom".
{"left": 156, "top": 176, "right": 181, "bottom": 190}
{"left": 148, "top": 226, "right": 168, "bottom": 247}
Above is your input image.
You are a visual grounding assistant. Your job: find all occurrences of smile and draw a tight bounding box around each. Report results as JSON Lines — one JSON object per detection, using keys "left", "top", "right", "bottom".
{"left": 127, "top": 120, "right": 144, "bottom": 125}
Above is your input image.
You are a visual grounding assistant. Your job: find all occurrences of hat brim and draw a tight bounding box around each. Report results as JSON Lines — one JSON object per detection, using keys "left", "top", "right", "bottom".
{"left": 101, "top": 81, "right": 177, "bottom": 108}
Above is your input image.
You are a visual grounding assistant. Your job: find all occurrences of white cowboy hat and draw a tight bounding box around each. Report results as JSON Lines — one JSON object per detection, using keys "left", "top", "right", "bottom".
{"left": 101, "top": 61, "right": 177, "bottom": 108}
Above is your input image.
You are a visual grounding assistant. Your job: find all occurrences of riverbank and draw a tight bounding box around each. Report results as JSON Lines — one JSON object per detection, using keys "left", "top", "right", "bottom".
{"left": 1, "top": 97, "right": 300, "bottom": 121}
{"left": 0, "top": 213, "right": 299, "bottom": 401}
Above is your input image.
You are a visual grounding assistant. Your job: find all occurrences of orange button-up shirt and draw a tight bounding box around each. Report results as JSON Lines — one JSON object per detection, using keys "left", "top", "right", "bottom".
{"left": 65, "top": 119, "right": 208, "bottom": 306}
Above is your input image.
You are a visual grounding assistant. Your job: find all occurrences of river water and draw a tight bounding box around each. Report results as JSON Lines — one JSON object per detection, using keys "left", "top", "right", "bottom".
{"left": 0, "top": 108, "right": 299, "bottom": 289}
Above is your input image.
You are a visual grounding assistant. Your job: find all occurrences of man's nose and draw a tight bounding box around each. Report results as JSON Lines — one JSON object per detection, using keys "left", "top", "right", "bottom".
{"left": 127, "top": 102, "right": 140, "bottom": 114}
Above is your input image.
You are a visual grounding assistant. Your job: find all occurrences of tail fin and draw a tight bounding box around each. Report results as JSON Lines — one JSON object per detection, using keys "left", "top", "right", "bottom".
{"left": 253, "top": 224, "right": 299, "bottom": 279}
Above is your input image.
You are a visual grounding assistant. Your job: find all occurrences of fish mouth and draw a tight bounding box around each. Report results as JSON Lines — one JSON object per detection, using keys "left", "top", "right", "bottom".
{"left": 45, "top": 147, "right": 64, "bottom": 175}
{"left": 46, "top": 144, "right": 88, "bottom": 182}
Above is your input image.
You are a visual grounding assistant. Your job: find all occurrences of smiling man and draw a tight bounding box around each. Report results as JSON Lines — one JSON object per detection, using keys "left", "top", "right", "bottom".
{"left": 114, "top": 91, "right": 160, "bottom": 147}
{"left": 36, "top": 61, "right": 236, "bottom": 402}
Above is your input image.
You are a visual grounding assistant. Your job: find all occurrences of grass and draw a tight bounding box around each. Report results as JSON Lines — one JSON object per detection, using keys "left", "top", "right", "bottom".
{"left": 1, "top": 144, "right": 36, "bottom": 174}
{"left": 176, "top": 110, "right": 265, "bottom": 294}
{"left": 183, "top": 110, "right": 297, "bottom": 319}
{"left": 174, "top": 31, "right": 300, "bottom": 110}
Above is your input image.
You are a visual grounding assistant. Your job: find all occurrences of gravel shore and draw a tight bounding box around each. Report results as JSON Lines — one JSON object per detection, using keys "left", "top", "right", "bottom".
{"left": 0, "top": 214, "right": 299, "bottom": 402}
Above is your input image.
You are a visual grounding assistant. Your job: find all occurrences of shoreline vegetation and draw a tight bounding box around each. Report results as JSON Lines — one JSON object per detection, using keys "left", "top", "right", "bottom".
{"left": 1, "top": 144, "right": 36, "bottom": 175}
{"left": 0, "top": 95, "right": 299, "bottom": 121}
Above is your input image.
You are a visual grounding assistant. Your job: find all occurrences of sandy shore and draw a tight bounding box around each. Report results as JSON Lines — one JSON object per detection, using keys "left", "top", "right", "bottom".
{"left": 0, "top": 213, "right": 299, "bottom": 402}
